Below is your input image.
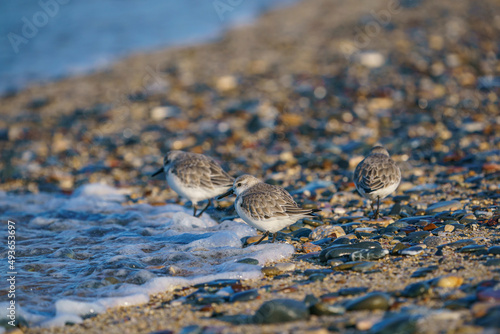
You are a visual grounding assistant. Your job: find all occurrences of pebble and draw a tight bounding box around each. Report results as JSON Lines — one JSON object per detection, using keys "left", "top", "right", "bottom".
{"left": 274, "top": 262, "right": 296, "bottom": 272}
{"left": 302, "top": 242, "right": 322, "bottom": 253}
{"left": 400, "top": 245, "right": 426, "bottom": 256}
{"left": 477, "top": 288, "right": 500, "bottom": 302}
{"left": 338, "top": 287, "right": 369, "bottom": 296}
{"left": 434, "top": 276, "right": 464, "bottom": 288}
{"left": 320, "top": 242, "right": 382, "bottom": 261}
{"left": 457, "top": 245, "right": 487, "bottom": 254}
{"left": 411, "top": 266, "right": 438, "bottom": 278}
{"left": 345, "top": 293, "right": 391, "bottom": 311}
{"left": 391, "top": 243, "right": 410, "bottom": 255}
{"left": 423, "top": 236, "right": 442, "bottom": 248}
{"left": 444, "top": 225, "right": 455, "bottom": 232}
{"left": 488, "top": 246, "right": 500, "bottom": 255}
{"left": 262, "top": 266, "right": 281, "bottom": 276}
{"left": 369, "top": 314, "right": 417, "bottom": 334}
{"left": 229, "top": 289, "right": 259, "bottom": 303}
{"left": 485, "top": 259, "right": 500, "bottom": 266}
{"left": 401, "top": 231, "right": 431, "bottom": 243}
{"left": 178, "top": 325, "right": 201, "bottom": 334}
{"left": 332, "top": 261, "right": 368, "bottom": 271}
{"left": 426, "top": 200, "right": 462, "bottom": 214}
{"left": 309, "top": 225, "right": 345, "bottom": 240}
{"left": 351, "top": 262, "right": 377, "bottom": 272}
{"left": 245, "top": 235, "right": 268, "bottom": 244}
{"left": 441, "top": 239, "right": 476, "bottom": 249}
{"left": 253, "top": 299, "right": 309, "bottom": 324}
{"left": 402, "top": 281, "right": 430, "bottom": 297}
{"left": 236, "top": 258, "right": 259, "bottom": 265}
{"left": 309, "top": 302, "right": 346, "bottom": 316}
{"left": 475, "top": 306, "right": 500, "bottom": 328}
{"left": 351, "top": 248, "right": 389, "bottom": 261}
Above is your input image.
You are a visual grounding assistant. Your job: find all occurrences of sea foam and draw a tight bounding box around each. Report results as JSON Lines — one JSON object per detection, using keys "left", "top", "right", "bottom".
{"left": 0, "top": 183, "right": 295, "bottom": 328}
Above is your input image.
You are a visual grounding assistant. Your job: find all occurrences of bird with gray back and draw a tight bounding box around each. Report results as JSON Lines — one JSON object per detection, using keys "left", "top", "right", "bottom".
{"left": 354, "top": 146, "right": 401, "bottom": 219}
{"left": 152, "top": 151, "right": 234, "bottom": 217}
{"left": 217, "top": 174, "right": 317, "bottom": 244}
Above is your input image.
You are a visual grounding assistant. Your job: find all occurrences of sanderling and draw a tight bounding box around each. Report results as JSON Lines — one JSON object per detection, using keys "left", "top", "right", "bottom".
{"left": 354, "top": 146, "right": 401, "bottom": 219}
{"left": 152, "top": 151, "right": 234, "bottom": 217}
{"left": 218, "top": 174, "right": 317, "bottom": 244}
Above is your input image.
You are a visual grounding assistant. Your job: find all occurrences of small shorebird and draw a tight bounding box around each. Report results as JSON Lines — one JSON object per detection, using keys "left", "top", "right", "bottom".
{"left": 152, "top": 151, "right": 234, "bottom": 217}
{"left": 218, "top": 174, "right": 316, "bottom": 244}
{"left": 354, "top": 146, "right": 401, "bottom": 219}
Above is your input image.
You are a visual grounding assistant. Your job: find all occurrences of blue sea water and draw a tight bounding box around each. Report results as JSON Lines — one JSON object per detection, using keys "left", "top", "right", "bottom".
{"left": 0, "top": 184, "right": 294, "bottom": 327}
{"left": 0, "top": 0, "right": 297, "bottom": 95}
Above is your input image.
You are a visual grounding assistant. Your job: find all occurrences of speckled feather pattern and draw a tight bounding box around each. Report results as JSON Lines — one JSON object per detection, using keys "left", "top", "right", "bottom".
{"left": 170, "top": 152, "right": 234, "bottom": 189}
{"left": 238, "top": 182, "right": 313, "bottom": 220}
{"left": 354, "top": 153, "right": 401, "bottom": 196}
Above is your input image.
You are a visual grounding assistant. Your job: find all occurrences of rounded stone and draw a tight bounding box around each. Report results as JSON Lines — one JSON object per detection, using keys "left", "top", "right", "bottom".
{"left": 402, "top": 282, "right": 430, "bottom": 298}
{"left": 253, "top": 299, "right": 309, "bottom": 324}
{"left": 345, "top": 292, "right": 391, "bottom": 311}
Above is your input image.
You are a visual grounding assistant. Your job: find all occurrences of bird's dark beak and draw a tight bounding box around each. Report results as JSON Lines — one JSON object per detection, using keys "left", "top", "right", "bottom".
{"left": 216, "top": 188, "right": 234, "bottom": 200}
{"left": 151, "top": 168, "right": 164, "bottom": 178}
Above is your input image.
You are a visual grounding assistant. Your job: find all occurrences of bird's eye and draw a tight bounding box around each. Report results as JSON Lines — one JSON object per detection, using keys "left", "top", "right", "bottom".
{"left": 237, "top": 183, "right": 242, "bottom": 187}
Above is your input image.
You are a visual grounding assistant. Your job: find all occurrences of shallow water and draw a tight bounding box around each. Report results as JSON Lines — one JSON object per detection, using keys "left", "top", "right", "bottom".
{"left": 0, "top": 184, "right": 294, "bottom": 327}
{"left": 0, "top": 0, "right": 298, "bottom": 94}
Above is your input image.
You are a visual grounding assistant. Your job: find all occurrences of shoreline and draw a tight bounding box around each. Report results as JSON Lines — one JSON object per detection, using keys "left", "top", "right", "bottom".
{"left": 1, "top": 0, "right": 500, "bottom": 332}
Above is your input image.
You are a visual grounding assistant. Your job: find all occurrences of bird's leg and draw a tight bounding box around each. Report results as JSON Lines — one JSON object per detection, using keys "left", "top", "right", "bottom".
{"left": 195, "top": 199, "right": 211, "bottom": 218}
{"left": 272, "top": 232, "right": 277, "bottom": 243}
{"left": 192, "top": 205, "right": 197, "bottom": 217}
{"left": 370, "top": 201, "right": 375, "bottom": 217}
{"left": 254, "top": 231, "right": 269, "bottom": 245}
{"left": 374, "top": 197, "right": 380, "bottom": 219}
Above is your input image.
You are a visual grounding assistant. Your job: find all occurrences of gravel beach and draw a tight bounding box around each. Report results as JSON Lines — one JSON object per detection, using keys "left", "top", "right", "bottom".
{"left": 2, "top": 0, "right": 500, "bottom": 332}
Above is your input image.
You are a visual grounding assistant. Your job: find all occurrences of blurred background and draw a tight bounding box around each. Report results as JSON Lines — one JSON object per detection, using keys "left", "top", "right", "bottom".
{"left": 0, "top": 0, "right": 498, "bottom": 196}
{"left": 0, "top": 0, "right": 297, "bottom": 94}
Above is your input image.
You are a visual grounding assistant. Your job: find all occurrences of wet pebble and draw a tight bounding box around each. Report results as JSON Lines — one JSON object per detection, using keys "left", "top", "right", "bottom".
{"left": 402, "top": 281, "right": 430, "bottom": 297}
{"left": 302, "top": 242, "right": 322, "bottom": 253}
{"left": 236, "top": 258, "right": 259, "bottom": 265}
{"left": 177, "top": 326, "right": 200, "bottom": 334}
{"left": 229, "top": 289, "right": 259, "bottom": 303}
{"left": 411, "top": 265, "right": 438, "bottom": 278}
{"left": 351, "top": 248, "right": 389, "bottom": 261}
{"left": 309, "top": 302, "right": 345, "bottom": 316}
{"left": 426, "top": 200, "right": 462, "bottom": 214}
{"left": 332, "top": 261, "right": 369, "bottom": 271}
{"left": 309, "top": 225, "right": 345, "bottom": 240}
{"left": 485, "top": 258, "right": 500, "bottom": 266}
{"left": 253, "top": 299, "right": 309, "bottom": 324}
{"left": 488, "top": 246, "right": 500, "bottom": 255}
{"left": 441, "top": 239, "right": 475, "bottom": 249}
{"left": 401, "top": 231, "right": 430, "bottom": 243}
{"left": 320, "top": 241, "right": 382, "bottom": 261}
{"left": 423, "top": 236, "right": 442, "bottom": 248}
{"left": 457, "top": 244, "right": 487, "bottom": 254}
{"left": 304, "top": 269, "right": 333, "bottom": 276}
{"left": 369, "top": 314, "right": 417, "bottom": 334}
{"left": 338, "top": 287, "right": 369, "bottom": 296}
{"left": 400, "top": 245, "right": 426, "bottom": 256}
{"left": 477, "top": 288, "right": 500, "bottom": 302}
{"left": 475, "top": 306, "right": 500, "bottom": 328}
{"left": 345, "top": 292, "right": 391, "bottom": 311}
{"left": 351, "top": 261, "right": 377, "bottom": 272}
